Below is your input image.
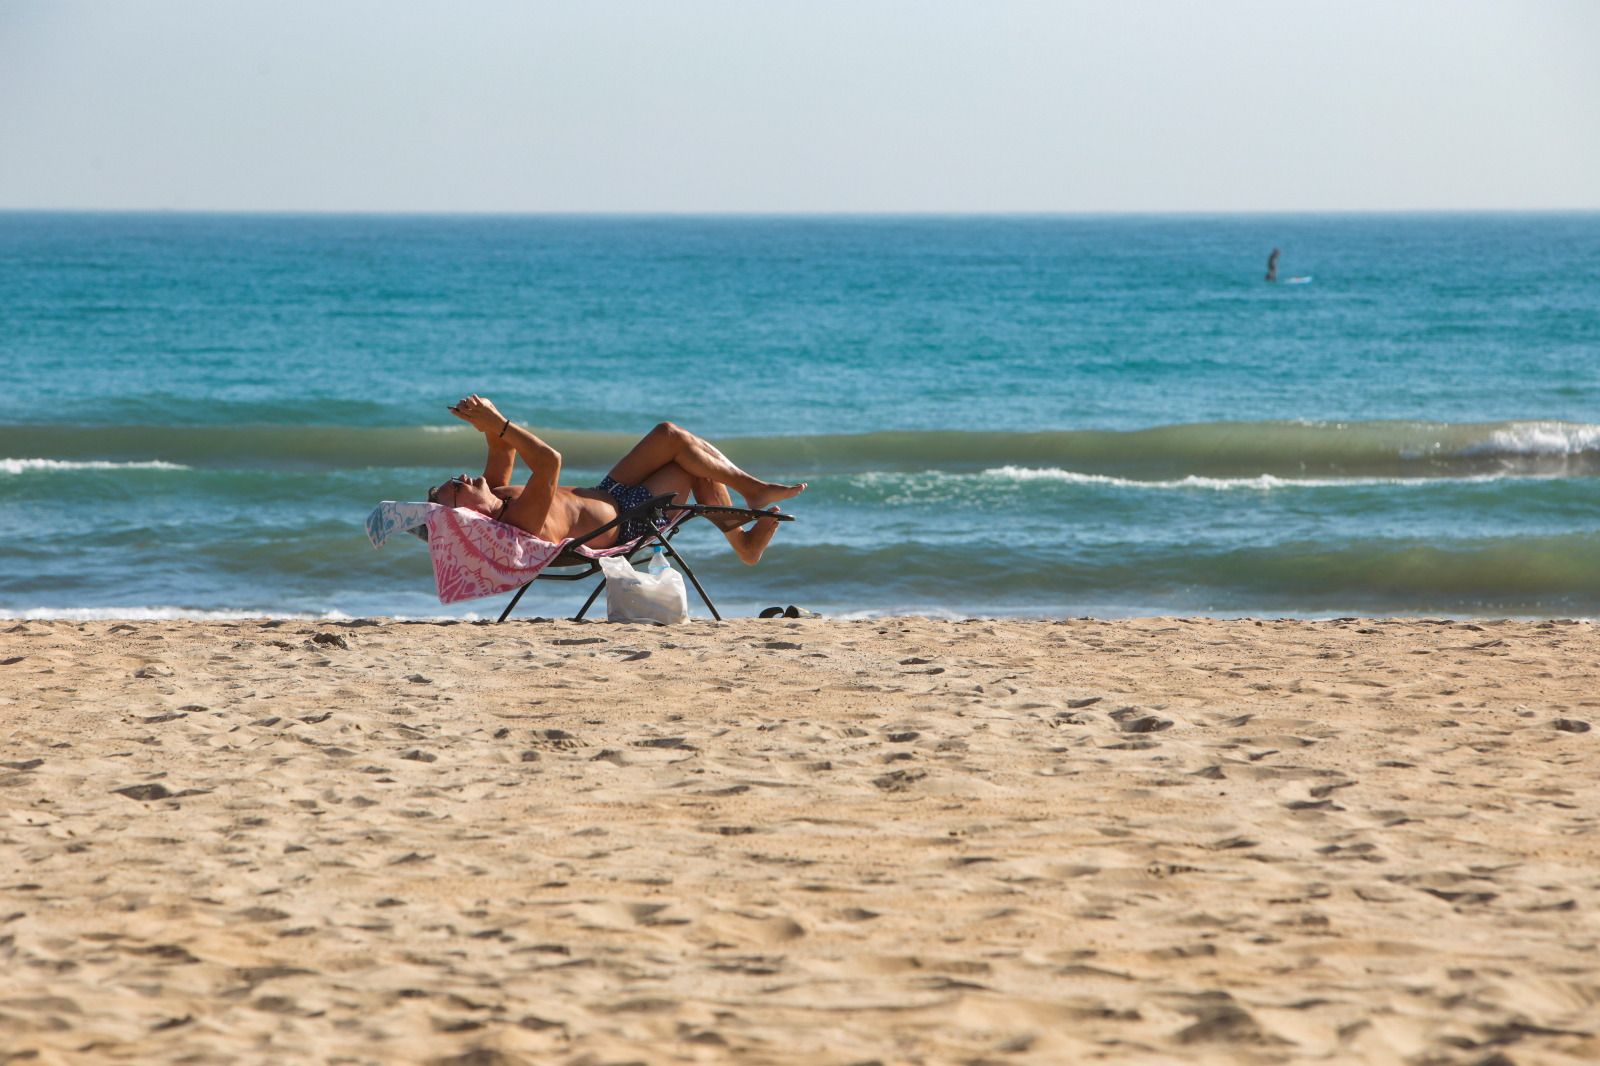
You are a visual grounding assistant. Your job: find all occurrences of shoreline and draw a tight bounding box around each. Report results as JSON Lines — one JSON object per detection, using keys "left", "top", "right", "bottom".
{"left": 3, "top": 617, "right": 1598, "bottom": 1063}
{"left": 2, "top": 608, "right": 1597, "bottom": 624}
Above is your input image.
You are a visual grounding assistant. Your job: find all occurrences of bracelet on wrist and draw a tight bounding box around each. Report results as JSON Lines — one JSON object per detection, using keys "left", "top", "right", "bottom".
{"left": 498, "top": 418, "right": 511, "bottom": 438}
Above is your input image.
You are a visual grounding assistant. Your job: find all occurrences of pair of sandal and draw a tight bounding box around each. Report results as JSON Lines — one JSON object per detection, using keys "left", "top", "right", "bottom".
{"left": 759, "top": 605, "right": 818, "bottom": 619}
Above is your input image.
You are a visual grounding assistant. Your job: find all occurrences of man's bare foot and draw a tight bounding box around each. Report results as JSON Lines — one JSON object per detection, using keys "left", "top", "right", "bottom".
{"left": 743, "top": 482, "right": 806, "bottom": 513}
{"left": 731, "top": 508, "right": 783, "bottom": 565}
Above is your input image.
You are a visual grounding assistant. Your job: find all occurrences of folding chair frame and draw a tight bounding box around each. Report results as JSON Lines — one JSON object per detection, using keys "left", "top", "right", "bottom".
{"left": 495, "top": 493, "right": 789, "bottom": 623}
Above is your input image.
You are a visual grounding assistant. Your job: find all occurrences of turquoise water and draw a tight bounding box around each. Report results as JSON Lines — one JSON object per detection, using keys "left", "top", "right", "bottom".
{"left": 2, "top": 212, "right": 1596, "bottom": 619}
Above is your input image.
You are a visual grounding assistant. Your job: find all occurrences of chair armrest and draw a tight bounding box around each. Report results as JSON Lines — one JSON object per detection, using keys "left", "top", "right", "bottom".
{"left": 563, "top": 493, "right": 682, "bottom": 552}
{"left": 673, "top": 503, "right": 797, "bottom": 532}
{"left": 564, "top": 494, "right": 797, "bottom": 553}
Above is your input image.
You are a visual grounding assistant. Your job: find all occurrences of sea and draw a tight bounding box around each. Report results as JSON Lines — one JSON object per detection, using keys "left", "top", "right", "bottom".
{"left": 1, "top": 212, "right": 1596, "bottom": 621}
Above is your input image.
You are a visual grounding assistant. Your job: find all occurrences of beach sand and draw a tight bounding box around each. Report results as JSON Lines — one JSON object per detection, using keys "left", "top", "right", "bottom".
{"left": 2, "top": 616, "right": 1598, "bottom": 1065}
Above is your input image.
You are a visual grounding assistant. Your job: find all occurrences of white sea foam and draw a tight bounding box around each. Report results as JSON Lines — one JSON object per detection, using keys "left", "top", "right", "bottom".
{"left": 0, "top": 605, "right": 489, "bottom": 623}
{"left": 1462, "top": 422, "right": 1600, "bottom": 457}
{"left": 979, "top": 466, "right": 1517, "bottom": 491}
{"left": 848, "top": 467, "right": 1561, "bottom": 504}
{"left": 0, "top": 606, "right": 351, "bottom": 622}
{"left": 0, "top": 458, "right": 190, "bottom": 475}
{"left": 828, "top": 605, "right": 978, "bottom": 622}
{"left": 820, "top": 604, "right": 1190, "bottom": 621}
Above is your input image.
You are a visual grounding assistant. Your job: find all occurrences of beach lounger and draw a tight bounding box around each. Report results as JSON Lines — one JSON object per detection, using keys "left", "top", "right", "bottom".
{"left": 366, "top": 493, "right": 792, "bottom": 623}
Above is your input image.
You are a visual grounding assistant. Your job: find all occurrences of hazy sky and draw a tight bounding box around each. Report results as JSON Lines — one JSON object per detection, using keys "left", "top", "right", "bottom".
{"left": 2, "top": 0, "right": 1597, "bottom": 213}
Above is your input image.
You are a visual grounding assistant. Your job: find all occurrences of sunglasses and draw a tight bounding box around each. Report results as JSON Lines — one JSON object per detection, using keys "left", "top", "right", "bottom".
{"left": 427, "top": 475, "right": 470, "bottom": 505}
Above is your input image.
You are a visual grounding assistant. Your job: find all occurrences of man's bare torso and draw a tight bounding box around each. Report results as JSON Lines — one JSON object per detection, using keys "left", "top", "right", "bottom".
{"left": 500, "top": 485, "right": 622, "bottom": 545}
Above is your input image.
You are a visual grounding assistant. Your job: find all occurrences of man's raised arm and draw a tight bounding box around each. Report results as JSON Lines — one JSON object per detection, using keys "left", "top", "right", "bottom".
{"left": 449, "top": 394, "right": 561, "bottom": 535}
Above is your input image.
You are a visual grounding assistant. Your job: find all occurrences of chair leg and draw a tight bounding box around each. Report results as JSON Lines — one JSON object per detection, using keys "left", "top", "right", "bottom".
{"left": 497, "top": 582, "right": 532, "bottom": 624}
{"left": 573, "top": 578, "right": 607, "bottom": 622}
{"left": 659, "top": 541, "right": 721, "bottom": 621}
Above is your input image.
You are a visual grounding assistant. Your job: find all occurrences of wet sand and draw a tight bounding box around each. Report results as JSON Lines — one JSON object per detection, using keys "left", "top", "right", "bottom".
{"left": 2, "top": 617, "right": 1598, "bottom": 1065}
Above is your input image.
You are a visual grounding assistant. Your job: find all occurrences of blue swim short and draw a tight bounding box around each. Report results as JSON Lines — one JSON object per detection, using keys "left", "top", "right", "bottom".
{"left": 596, "top": 475, "right": 661, "bottom": 544}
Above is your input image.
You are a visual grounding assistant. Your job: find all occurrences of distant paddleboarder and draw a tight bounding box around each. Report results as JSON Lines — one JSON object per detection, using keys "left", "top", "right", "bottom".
{"left": 1264, "top": 248, "right": 1311, "bottom": 284}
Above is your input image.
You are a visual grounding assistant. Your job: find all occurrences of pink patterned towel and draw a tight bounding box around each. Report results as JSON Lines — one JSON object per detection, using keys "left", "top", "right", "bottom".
{"left": 367, "top": 501, "right": 681, "bottom": 605}
{"left": 424, "top": 506, "right": 568, "bottom": 604}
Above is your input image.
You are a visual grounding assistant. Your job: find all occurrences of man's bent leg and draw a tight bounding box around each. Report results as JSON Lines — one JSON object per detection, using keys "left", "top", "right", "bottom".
{"left": 608, "top": 423, "right": 805, "bottom": 512}
{"left": 692, "top": 477, "right": 782, "bottom": 566}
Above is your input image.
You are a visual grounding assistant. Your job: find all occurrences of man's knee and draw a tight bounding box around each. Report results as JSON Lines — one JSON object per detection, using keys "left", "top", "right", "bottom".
{"left": 652, "top": 421, "right": 686, "bottom": 443}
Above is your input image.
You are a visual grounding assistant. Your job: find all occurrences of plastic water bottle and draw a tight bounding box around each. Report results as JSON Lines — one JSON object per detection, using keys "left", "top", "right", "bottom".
{"left": 646, "top": 544, "right": 669, "bottom": 575}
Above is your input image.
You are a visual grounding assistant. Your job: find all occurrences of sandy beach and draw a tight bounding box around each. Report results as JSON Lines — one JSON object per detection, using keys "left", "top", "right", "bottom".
{"left": 2, "top": 616, "right": 1598, "bottom": 1065}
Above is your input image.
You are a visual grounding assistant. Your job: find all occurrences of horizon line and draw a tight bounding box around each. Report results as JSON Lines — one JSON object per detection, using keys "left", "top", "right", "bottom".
{"left": 3, "top": 206, "right": 1599, "bottom": 219}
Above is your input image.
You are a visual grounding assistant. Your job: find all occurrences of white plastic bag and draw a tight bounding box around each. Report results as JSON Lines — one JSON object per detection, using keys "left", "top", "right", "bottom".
{"left": 599, "top": 554, "right": 689, "bottom": 624}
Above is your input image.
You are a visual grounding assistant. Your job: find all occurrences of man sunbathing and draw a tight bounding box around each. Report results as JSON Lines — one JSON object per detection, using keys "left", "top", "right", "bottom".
{"left": 427, "top": 395, "right": 805, "bottom": 565}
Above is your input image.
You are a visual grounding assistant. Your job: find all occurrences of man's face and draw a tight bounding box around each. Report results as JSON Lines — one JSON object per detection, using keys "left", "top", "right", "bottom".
{"left": 428, "top": 474, "right": 496, "bottom": 514}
